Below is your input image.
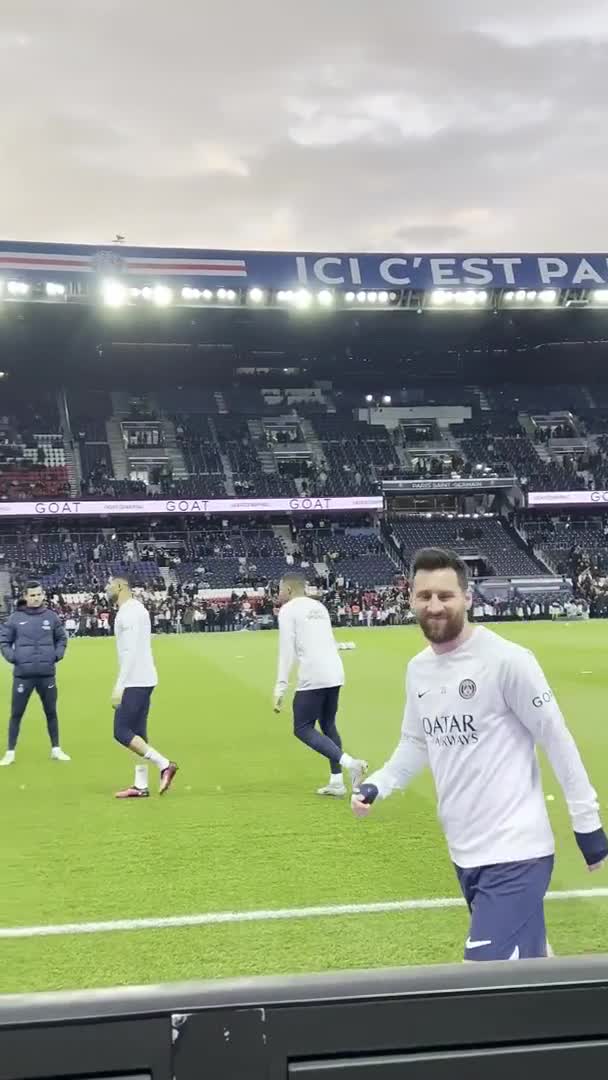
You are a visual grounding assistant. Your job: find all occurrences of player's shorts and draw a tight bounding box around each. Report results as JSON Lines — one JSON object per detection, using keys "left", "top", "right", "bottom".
{"left": 113, "top": 686, "right": 154, "bottom": 745}
{"left": 455, "top": 855, "right": 554, "bottom": 961}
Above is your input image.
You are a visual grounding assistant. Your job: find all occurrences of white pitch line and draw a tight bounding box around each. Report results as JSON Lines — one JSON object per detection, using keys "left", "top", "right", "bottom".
{"left": 2, "top": 889, "right": 608, "bottom": 941}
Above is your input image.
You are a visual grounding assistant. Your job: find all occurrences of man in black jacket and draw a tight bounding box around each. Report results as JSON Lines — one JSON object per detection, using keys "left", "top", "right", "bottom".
{"left": 0, "top": 581, "right": 70, "bottom": 766}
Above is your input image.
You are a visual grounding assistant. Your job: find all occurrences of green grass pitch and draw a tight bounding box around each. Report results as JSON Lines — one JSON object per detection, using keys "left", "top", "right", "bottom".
{"left": 1, "top": 621, "right": 607, "bottom": 995}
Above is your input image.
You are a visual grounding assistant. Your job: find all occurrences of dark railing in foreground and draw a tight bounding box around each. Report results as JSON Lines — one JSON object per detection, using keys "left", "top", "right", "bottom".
{"left": 1, "top": 956, "right": 608, "bottom": 1079}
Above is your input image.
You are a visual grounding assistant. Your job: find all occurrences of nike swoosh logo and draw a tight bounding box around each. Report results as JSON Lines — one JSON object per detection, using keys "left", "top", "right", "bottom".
{"left": 466, "top": 938, "right": 492, "bottom": 949}
{"left": 418, "top": 691, "right": 430, "bottom": 698}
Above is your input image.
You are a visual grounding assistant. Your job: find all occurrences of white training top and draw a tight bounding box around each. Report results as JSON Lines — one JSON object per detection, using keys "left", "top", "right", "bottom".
{"left": 367, "top": 626, "right": 600, "bottom": 868}
{"left": 275, "top": 596, "right": 345, "bottom": 696}
{"left": 113, "top": 597, "right": 158, "bottom": 693}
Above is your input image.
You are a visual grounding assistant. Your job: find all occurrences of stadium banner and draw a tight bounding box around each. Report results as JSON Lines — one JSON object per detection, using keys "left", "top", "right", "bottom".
{"left": 0, "top": 495, "right": 384, "bottom": 518}
{"left": 383, "top": 477, "right": 516, "bottom": 492}
{"left": 3, "top": 241, "right": 608, "bottom": 291}
{"left": 528, "top": 490, "right": 608, "bottom": 507}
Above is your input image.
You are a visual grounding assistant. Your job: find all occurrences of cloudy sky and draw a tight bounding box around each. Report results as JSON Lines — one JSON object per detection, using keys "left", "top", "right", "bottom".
{"left": 1, "top": 0, "right": 608, "bottom": 252}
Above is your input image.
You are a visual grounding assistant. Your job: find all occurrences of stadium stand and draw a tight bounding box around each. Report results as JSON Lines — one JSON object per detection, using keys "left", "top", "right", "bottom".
{"left": 482, "top": 383, "right": 591, "bottom": 414}
{"left": 221, "top": 384, "right": 265, "bottom": 415}
{"left": 10, "top": 380, "right": 601, "bottom": 502}
{"left": 4, "top": 532, "right": 165, "bottom": 593}
{"left": 69, "top": 391, "right": 114, "bottom": 497}
{"left": 388, "top": 516, "right": 545, "bottom": 577}
{"left": 295, "top": 524, "right": 400, "bottom": 586}
{"left": 173, "top": 556, "right": 243, "bottom": 589}
{"left": 214, "top": 415, "right": 299, "bottom": 497}
{"left": 0, "top": 387, "right": 70, "bottom": 500}
{"left": 174, "top": 414, "right": 223, "bottom": 478}
{"left": 0, "top": 465, "right": 70, "bottom": 500}
{"left": 5, "top": 373, "right": 608, "bottom": 615}
{"left": 309, "top": 415, "right": 397, "bottom": 495}
{"left": 453, "top": 428, "right": 586, "bottom": 491}
{"left": 167, "top": 523, "right": 299, "bottom": 589}
{"left": 525, "top": 517, "right": 608, "bottom": 573}
{"left": 171, "top": 414, "right": 227, "bottom": 498}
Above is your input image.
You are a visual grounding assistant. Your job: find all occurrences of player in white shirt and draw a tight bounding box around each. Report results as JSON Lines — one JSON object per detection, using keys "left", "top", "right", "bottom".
{"left": 274, "top": 571, "right": 367, "bottom": 796}
{"left": 107, "top": 575, "right": 178, "bottom": 800}
{"left": 352, "top": 548, "right": 607, "bottom": 961}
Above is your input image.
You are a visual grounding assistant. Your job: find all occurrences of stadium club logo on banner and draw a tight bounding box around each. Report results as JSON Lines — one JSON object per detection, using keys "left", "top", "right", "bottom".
{"left": 0, "top": 496, "right": 384, "bottom": 518}
{"left": 3, "top": 241, "right": 608, "bottom": 291}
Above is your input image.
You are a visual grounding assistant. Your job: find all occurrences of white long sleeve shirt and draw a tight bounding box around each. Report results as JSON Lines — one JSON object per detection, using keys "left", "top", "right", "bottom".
{"left": 274, "top": 596, "right": 344, "bottom": 697}
{"left": 113, "top": 597, "right": 158, "bottom": 694}
{"left": 367, "top": 626, "right": 600, "bottom": 868}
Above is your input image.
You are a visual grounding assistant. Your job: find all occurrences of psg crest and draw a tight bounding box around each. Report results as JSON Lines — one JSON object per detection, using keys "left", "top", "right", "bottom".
{"left": 459, "top": 678, "right": 476, "bottom": 700}
{"left": 91, "top": 249, "right": 127, "bottom": 275}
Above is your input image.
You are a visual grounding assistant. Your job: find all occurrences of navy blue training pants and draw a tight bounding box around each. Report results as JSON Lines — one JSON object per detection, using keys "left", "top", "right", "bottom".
{"left": 9, "top": 675, "right": 59, "bottom": 751}
{"left": 293, "top": 686, "right": 343, "bottom": 774}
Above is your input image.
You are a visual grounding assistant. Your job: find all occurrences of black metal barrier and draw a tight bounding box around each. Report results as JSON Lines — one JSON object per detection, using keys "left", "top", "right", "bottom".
{"left": 2, "top": 956, "right": 608, "bottom": 1080}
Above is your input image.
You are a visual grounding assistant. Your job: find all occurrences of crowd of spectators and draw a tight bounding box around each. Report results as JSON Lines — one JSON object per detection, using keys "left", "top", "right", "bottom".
{"left": 41, "top": 586, "right": 276, "bottom": 636}
{"left": 11, "top": 574, "right": 599, "bottom": 635}
{"left": 2, "top": 508, "right": 597, "bottom": 623}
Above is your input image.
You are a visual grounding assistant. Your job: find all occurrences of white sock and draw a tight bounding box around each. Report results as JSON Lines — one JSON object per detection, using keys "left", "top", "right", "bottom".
{"left": 339, "top": 752, "right": 354, "bottom": 768}
{"left": 330, "top": 773, "right": 344, "bottom": 785}
{"left": 144, "top": 746, "right": 170, "bottom": 771}
{"left": 135, "top": 764, "right": 149, "bottom": 790}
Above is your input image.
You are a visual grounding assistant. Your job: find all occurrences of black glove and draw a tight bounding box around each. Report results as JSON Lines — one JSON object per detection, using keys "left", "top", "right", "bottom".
{"left": 357, "top": 783, "right": 379, "bottom": 805}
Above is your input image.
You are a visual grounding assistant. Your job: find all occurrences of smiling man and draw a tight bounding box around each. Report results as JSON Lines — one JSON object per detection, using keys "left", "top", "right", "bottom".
{"left": 352, "top": 547, "right": 607, "bottom": 961}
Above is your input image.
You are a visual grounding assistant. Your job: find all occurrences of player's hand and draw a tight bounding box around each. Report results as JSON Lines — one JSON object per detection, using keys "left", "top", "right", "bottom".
{"left": 351, "top": 793, "right": 372, "bottom": 818}
{"left": 111, "top": 690, "right": 123, "bottom": 709}
{"left": 575, "top": 828, "right": 608, "bottom": 872}
{"left": 273, "top": 694, "right": 283, "bottom": 714}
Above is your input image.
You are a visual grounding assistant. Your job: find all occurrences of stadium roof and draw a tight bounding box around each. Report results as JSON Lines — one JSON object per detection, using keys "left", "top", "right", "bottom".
{"left": 2, "top": 241, "right": 608, "bottom": 312}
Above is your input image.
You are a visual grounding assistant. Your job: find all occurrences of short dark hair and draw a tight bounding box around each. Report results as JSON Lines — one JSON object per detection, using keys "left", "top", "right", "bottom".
{"left": 410, "top": 548, "right": 469, "bottom": 591}
{"left": 23, "top": 580, "right": 42, "bottom": 595}
{"left": 280, "top": 570, "right": 307, "bottom": 589}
